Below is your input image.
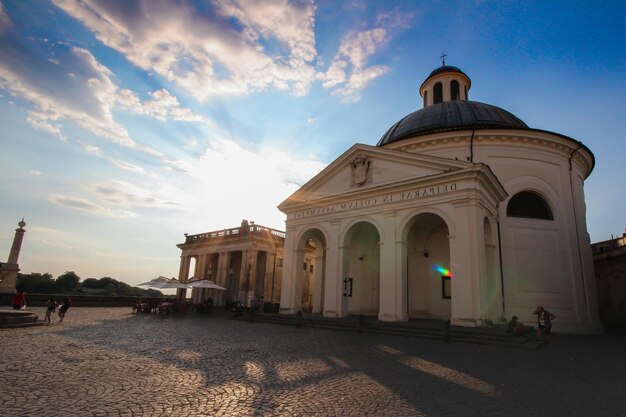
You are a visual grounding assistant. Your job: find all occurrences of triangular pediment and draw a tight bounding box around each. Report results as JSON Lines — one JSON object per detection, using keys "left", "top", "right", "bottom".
{"left": 279, "top": 143, "right": 474, "bottom": 211}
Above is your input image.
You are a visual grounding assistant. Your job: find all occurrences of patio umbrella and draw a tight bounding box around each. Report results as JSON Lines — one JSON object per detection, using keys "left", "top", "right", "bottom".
{"left": 186, "top": 280, "right": 226, "bottom": 290}
{"left": 138, "top": 276, "right": 171, "bottom": 287}
{"left": 152, "top": 278, "right": 191, "bottom": 289}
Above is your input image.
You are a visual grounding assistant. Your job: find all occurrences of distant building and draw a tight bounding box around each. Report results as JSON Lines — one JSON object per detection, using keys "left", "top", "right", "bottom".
{"left": 176, "top": 220, "right": 287, "bottom": 308}
{"left": 278, "top": 64, "right": 602, "bottom": 334}
{"left": 592, "top": 230, "right": 626, "bottom": 332}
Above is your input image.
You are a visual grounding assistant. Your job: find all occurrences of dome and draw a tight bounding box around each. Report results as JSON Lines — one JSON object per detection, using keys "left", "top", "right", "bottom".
{"left": 420, "top": 65, "right": 471, "bottom": 92}
{"left": 377, "top": 100, "right": 529, "bottom": 147}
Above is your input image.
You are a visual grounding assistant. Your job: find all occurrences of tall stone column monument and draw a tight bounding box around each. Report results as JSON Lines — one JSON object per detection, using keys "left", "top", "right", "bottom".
{"left": 0, "top": 219, "right": 27, "bottom": 294}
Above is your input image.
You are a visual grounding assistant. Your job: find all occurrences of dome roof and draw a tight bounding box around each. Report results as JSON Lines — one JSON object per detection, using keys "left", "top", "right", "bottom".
{"left": 419, "top": 65, "right": 471, "bottom": 92}
{"left": 377, "top": 100, "right": 529, "bottom": 146}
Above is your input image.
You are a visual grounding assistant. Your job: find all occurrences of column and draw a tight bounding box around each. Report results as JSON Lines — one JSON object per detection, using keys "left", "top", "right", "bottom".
{"left": 0, "top": 219, "right": 26, "bottom": 294}
{"left": 176, "top": 256, "right": 190, "bottom": 302}
{"left": 449, "top": 198, "right": 484, "bottom": 327}
{"left": 378, "top": 211, "right": 404, "bottom": 322}
{"left": 216, "top": 252, "right": 229, "bottom": 306}
{"left": 247, "top": 249, "right": 258, "bottom": 306}
{"left": 238, "top": 250, "right": 249, "bottom": 305}
{"left": 323, "top": 219, "right": 347, "bottom": 318}
{"left": 279, "top": 226, "right": 297, "bottom": 314}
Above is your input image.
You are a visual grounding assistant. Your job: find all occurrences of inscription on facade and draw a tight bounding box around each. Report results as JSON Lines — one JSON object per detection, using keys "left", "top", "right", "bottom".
{"left": 294, "top": 183, "right": 457, "bottom": 219}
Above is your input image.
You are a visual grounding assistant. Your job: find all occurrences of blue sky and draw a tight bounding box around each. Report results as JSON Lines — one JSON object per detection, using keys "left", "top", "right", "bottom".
{"left": 0, "top": 0, "right": 624, "bottom": 286}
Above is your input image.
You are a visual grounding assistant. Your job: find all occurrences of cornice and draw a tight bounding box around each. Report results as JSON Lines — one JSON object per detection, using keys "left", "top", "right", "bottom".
{"left": 385, "top": 129, "right": 594, "bottom": 177}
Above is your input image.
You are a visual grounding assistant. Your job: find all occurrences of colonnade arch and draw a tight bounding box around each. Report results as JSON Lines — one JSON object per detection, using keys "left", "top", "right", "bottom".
{"left": 403, "top": 212, "right": 451, "bottom": 319}
{"left": 342, "top": 221, "right": 381, "bottom": 316}
{"left": 295, "top": 228, "right": 327, "bottom": 313}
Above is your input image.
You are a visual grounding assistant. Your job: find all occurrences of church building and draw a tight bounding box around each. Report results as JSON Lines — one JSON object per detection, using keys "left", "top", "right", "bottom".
{"left": 277, "top": 64, "right": 603, "bottom": 334}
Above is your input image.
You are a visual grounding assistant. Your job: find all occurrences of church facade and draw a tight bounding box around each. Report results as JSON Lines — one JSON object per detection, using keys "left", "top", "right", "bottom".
{"left": 278, "top": 65, "right": 603, "bottom": 334}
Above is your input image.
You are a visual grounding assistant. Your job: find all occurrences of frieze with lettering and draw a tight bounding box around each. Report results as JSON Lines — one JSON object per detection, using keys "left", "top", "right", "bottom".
{"left": 294, "top": 183, "right": 457, "bottom": 219}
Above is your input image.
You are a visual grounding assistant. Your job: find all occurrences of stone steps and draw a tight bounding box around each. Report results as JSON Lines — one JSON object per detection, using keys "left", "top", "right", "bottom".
{"left": 237, "top": 313, "right": 541, "bottom": 350}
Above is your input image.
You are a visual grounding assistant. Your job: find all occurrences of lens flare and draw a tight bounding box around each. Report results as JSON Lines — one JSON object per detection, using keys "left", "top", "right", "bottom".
{"left": 434, "top": 265, "right": 452, "bottom": 277}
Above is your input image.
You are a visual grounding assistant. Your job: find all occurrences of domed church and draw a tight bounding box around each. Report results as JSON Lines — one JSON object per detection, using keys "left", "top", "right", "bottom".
{"left": 278, "top": 64, "right": 602, "bottom": 334}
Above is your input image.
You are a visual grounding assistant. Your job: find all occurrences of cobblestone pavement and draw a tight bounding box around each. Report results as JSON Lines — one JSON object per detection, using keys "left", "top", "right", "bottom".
{"left": 1, "top": 307, "right": 625, "bottom": 417}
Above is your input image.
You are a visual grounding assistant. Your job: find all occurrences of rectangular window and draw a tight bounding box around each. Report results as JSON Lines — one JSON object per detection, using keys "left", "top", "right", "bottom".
{"left": 276, "top": 257, "right": 283, "bottom": 268}
{"left": 309, "top": 265, "right": 314, "bottom": 273}
{"left": 441, "top": 276, "right": 451, "bottom": 299}
{"left": 303, "top": 262, "right": 307, "bottom": 271}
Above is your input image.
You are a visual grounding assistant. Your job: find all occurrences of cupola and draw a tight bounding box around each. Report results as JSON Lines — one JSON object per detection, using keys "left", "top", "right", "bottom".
{"left": 419, "top": 64, "right": 471, "bottom": 108}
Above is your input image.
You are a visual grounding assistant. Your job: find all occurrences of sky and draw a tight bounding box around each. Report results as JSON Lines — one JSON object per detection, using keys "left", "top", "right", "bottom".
{"left": 0, "top": 0, "right": 624, "bottom": 287}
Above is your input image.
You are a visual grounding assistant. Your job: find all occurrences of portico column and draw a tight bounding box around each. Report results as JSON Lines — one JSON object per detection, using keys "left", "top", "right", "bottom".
{"left": 238, "top": 250, "right": 249, "bottom": 305}
{"left": 323, "top": 219, "right": 348, "bottom": 318}
{"left": 379, "top": 211, "right": 402, "bottom": 321}
{"left": 247, "top": 249, "right": 258, "bottom": 306}
{"left": 280, "top": 226, "right": 297, "bottom": 314}
{"left": 195, "top": 254, "right": 208, "bottom": 303}
{"left": 216, "top": 252, "right": 229, "bottom": 306}
{"left": 177, "top": 255, "right": 191, "bottom": 302}
{"left": 450, "top": 198, "right": 485, "bottom": 327}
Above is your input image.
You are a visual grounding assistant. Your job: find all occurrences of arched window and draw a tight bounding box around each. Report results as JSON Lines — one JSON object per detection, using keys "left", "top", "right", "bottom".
{"left": 450, "top": 80, "right": 460, "bottom": 101}
{"left": 507, "top": 191, "right": 553, "bottom": 220}
{"left": 433, "top": 82, "right": 443, "bottom": 104}
{"left": 423, "top": 91, "right": 428, "bottom": 107}
{"left": 464, "top": 85, "right": 468, "bottom": 100}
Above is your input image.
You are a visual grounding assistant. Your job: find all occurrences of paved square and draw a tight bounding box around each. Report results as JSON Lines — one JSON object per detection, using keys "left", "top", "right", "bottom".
{"left": 1, "top": 307, "right": 625, "bottom": 416}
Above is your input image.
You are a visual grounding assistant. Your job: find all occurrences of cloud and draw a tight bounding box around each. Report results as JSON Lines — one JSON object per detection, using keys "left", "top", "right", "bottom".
{"left": 116, "top": 88, "right": 206, "bottom": 123}
{"left": 338, "top": 28, "right": 388, "bottom": 69}
{"left": 184, "top": 138, "right": 198, "bottom": 150}
{"left": 49, "top": 194, "right": 137, "bottom": 218}
{"left": 334, "top": 65, "right": 389, "bottom": 101}
{"left": 0, "top": 3, "right": 12, "bottom": 34}
{"left": 320, "top": 27, "right": 390, "bottom": 100}
{"left": 53, "top": 0, "right": 318, "bottom": 100}
{"left": 109, "top": 159, "right": 147, "bottom": 174}
{"left": 89, "top": 180, "right": 180, "bottom": 209}
{"left": 81, "top": 143, "right": 101, "bottom": 155}
{"left": 26, "top": 169, "right": 42, "bottom": 176}
{"left": 169, "top": 137, "right": 326, "bottom": 231}
{"left": 0, "top": 37, "right": 163, "bottom": 157}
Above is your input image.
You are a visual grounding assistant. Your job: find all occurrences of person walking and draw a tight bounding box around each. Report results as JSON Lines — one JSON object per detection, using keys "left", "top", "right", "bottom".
{"left": 58, "top": 297, "right": 71, "bottom": 323}
{"left": 534, "top": 305, "right": 556, "bottom": 344}
{"left": 44, "top": 297, "right": 57, "bottom": 324}
{"left": 12, "top": 290, "right": 26, "bottom": 310}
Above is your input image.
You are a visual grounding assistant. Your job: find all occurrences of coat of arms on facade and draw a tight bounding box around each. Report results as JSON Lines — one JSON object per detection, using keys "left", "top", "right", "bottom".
{"left": 349, "top": 153, "right": 370, "bottom": 186}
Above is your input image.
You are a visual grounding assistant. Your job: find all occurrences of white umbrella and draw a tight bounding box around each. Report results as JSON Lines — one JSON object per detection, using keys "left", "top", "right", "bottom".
{"left": 138, "top": 276, "right": 171, "bottom": 287}
{"left": 186, "top": 280, "right": 226, "bottom": 290}
{"left": 139, "top": 277, "right": 190, "bottom": 289}
{"left": 155, "top": 278, "right": 191, "bottom": 289}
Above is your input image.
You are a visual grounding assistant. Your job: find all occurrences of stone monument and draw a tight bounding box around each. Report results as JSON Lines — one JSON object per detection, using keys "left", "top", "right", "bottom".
{"left": 0, "top": 219, "right": 27, "bottom": 294}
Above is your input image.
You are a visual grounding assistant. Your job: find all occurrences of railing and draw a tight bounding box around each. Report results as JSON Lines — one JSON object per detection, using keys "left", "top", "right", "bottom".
{"left": 185, "top": 224, "right": 285, "bottom": 244}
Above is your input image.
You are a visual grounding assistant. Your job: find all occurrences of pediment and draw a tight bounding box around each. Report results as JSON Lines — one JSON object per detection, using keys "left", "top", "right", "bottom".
{"left": 279, "top": 143, "right": 473, "bottom": 211}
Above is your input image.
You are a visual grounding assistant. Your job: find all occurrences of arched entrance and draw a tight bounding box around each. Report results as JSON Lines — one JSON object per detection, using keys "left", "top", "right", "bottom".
{"left": 296, "top": 229, "right": 327, "bottom": 313}
{"left": 343, "top": 221, "right": 380, "bottom": 316}
{"left": 405, "top": 213, "right": 451, "bottom": 319}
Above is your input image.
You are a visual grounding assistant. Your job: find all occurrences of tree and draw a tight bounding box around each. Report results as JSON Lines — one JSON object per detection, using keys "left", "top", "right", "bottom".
{"left": 56, "top": 271, "right": 81, "bottom": 293}
{"left": 16, "top": 273, "right": 55, "bottom": 293}
{"left": 82, "top": 278, "right": 100, "bottom": 288}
